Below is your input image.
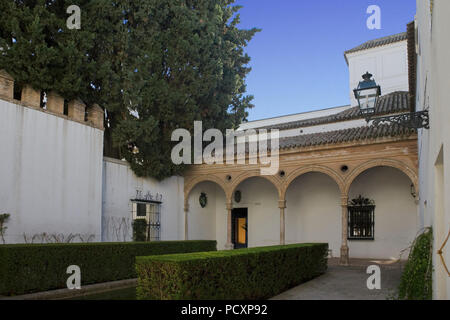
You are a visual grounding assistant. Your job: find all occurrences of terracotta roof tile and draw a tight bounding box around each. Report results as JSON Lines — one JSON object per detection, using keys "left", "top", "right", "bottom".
{"left": 278, "top": 123, "right": 416, "bottom": 150}
{"left": 258, "top": 91, "right": 410, "bottom": 131}
{"left": 344, "top": 32, "right": 407, "bottom": 55}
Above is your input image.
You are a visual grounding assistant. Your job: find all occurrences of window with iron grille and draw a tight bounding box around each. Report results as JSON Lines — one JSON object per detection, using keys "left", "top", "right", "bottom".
{"left": 348, "top": 196, "right": 375, "bottom": 240}
{"left": 131, "top": 200, "right": 161, "bottom": 241}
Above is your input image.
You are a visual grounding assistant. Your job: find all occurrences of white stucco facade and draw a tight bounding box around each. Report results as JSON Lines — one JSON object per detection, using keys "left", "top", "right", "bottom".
{"left": 0, "top": 99, "right": 104, "bottom": 243}
{"left": 346, "top": 40, "right": 408, "bottom": 107}
{"left": 0, "top": 97, "right": 185, "bottom": 244}
{"left": 102, "top": 157, "right": 184, "bottom": 242}
{"left": 416, "top": 0, "right": 450, "bottom": 300}
{"left": 187, "top": 168, "right": 417, "bottom": 259}
{"left": 347, "top": 167, "right": 418, "bottom": 259}
{"left": 0, "top": 6, "right": 425, "bottom": 277}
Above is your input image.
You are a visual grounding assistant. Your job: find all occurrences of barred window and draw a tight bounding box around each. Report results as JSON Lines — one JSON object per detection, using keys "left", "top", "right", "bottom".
{"left": 136, "top": 203, "right": 147, "bottom": 217}
{"left": 131, "top": 201, "right": 161, "bottom": 241}
{"left": 348, "top": 196, "right": 375, "bottom": 240}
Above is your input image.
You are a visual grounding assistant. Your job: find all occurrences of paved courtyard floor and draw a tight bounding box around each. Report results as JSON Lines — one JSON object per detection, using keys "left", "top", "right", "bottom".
{"left": 271, "top": 258, "right": 404, "bottom": 300}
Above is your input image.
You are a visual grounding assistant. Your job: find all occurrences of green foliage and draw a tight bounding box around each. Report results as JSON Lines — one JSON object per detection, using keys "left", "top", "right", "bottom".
{"left": 136, "top": 243, "right": 328, "bottom": 300}
{"left": 0, "top": 213, "right": 10, "bottom": 244}
{"left": 398, "top": 227, "right": 433, "bottom": 300}
{"left": 112, "top": 0, "right": 260, "bottom": 180}
{"left": 0, "top": 0, "right": 259, "bottom": 180}
{"left": 0, "top": 240, "right": 216, "bottom": 296}
{"left": 0, "top": 0, "right": 118, "bottom": 103}
{"left": 132, "top": 219, "right": 148, "bottom": 242}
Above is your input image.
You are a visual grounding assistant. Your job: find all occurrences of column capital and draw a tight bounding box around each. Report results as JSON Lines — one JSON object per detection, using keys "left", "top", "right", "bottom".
{"left": 341, "top": 196, "right": 349, "bottom": 207}
{"left": 226, "top": 201, "right": 233, "bottom": 211}
{"left": 184, "top": 203, "right": 189, "bottom": 212}
{"left": 278, "top": 200, "right": 286, "bottom": 209}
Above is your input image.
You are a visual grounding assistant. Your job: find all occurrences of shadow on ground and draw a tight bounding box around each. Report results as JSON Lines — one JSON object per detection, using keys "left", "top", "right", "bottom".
{"left": 271, "top": 258, "right": 404, "bottom": 300}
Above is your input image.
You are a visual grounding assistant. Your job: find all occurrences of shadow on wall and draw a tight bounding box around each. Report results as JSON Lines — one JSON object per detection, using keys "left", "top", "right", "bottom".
{"left": 102, "top": 217, "right": 132, "bottom": 242}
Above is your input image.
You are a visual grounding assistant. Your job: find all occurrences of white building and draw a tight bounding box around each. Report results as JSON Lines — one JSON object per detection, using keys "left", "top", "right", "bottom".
{"left": 345, "top": 32, "right": 409, "bottom": 106}
{"left": 416, "top": 0, "right": 450, "bottom": 300}
{"left": 184, "top": 33, "right": 419, "bottom": 262}
{"left": 0, "top": 22, "right": 423, "bottom": 265}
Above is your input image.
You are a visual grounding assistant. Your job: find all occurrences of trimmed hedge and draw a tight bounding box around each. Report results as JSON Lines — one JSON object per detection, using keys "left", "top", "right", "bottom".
{"left": 0, "top": 240, "right": 216, "bottom": 296}
{"left": 136, "top": 243, "right": 328, "bottom": 300}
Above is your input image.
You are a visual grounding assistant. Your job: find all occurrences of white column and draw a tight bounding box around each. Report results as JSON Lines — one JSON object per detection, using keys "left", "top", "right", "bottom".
{"left": 224, "top": 201, "right": 234, "bottom": 250}
{"left": 340, "top": 195, "right": 349, "bottom": 265}
{"left": 184, "top": 203, "right": 189, "bottom": 241}
{"left": 278, "top": 199, "right": 286, "bottom": 245}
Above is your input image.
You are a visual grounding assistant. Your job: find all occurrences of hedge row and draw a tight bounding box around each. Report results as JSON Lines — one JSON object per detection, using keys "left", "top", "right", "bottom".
{"left": 0, "top": 240, "right": 216, "bottom": 296}
{"left": 136, "top": 243, "right": 328, "bottom": 300}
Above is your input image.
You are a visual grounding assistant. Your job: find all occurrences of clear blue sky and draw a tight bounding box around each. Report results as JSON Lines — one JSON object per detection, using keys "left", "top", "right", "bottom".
{"left": 235, "top": 0, "right": 416, "bottom": 121}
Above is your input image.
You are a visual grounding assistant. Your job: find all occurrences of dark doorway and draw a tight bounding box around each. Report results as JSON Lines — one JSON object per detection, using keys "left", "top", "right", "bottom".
{"left": 232, "top": 208, "right": 248, "bottom": 249}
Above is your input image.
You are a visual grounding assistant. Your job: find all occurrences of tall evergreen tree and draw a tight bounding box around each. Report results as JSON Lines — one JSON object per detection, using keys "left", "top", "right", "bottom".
{"left": 112, "top": 0, "right": 259, "bottom": 179}
{"left": 0, "top": 0, "right": 259, "bottom": 180}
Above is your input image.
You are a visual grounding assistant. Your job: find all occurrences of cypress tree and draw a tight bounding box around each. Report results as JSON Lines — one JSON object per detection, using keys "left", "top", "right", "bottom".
{"left": 0, "top": 0, "right": 259, "bottom": 180}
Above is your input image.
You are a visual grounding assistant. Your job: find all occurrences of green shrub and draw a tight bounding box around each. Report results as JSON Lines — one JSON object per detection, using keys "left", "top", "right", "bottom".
{"left": 398, "top": 227, "right": 433, "bottom": 300}
{"left": 0, "top": 213, "right": 10, "bottom": 244}
{"left": 136, "top": 243, "right": 328, "bottom": 300}
{"left": 132, "top": 219, "right": 147, "bottom": 242}
{"left": 0, "top": 240, "right": 216, "bottom": 296}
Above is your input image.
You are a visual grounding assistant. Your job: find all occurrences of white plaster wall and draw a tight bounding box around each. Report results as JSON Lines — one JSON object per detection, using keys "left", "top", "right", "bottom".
{"left": 187, "top": 182, "right": 219, "bottom": 242}
{"left": 102, "top": 157, "right": 184, "bottom": 242}
{"left": 348, "top": 167, "right": 418, "bottom": 259}
{"left": 285, "top": 173, "right": 341, "bottom": 257}
{"left": 186, "top": 168, "right": 417, "bottom": 259}
{"left": 233, "top": 177, "right": 279, "bottom": 248}
{"left": 346, "top": 41, "right": 408, "bottom": 106}
{"left": 187, "top": 178, "right": 280, "bottom": 250}
{"left": 215, "top": 189, "right": 227, "bottom": 250}
{"left": 0, "top": 100, "right": 103, "bottom": 243}
{"left": 416, "top": 0, "right": 450, "bottom": 299}
{"left": 237, "top": 168, "right": 416, "bottom": 260}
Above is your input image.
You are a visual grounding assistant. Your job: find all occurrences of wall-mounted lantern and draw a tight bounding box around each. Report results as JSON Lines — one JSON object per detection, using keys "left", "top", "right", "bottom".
{"left": 354, "top": 72, "right": 381, "bottom": 117}
{"left": 354, "top": 72, "right": 429, "bottom": 129}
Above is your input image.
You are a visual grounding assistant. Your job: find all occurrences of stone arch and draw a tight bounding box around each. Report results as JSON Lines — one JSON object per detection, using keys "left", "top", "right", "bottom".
{"left": 184, "top": 175, "right": 229, "bottom": 206}
{"left": 230, "top": 170, "right": 283, "bottom": 200}
{"left": 282, "top": 165, "right": 345, "bottom": 198}
{"left": 344, "top": 159, "right": 418, "bottom": 196}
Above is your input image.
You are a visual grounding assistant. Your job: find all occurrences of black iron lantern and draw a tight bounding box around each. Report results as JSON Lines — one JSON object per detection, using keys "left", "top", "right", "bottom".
{"left": 353, "top": 72, "right": 430, "bottom": 129}
{"left": 354, "top": 72, "right": 381, "bottom": 117}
